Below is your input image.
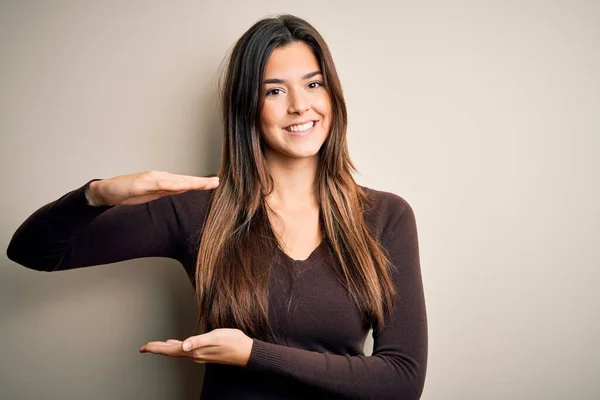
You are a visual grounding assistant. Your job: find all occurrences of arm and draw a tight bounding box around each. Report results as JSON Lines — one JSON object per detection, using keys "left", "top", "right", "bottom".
{"left": 245, "top": 200, "right": 428, "bottom": 399}
{"left": 6, "top": 179, "right": 187, "bottom": 271}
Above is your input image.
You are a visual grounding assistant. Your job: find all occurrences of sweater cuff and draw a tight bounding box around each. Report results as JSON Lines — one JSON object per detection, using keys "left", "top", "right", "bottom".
{"left": 63, "top": 179, "right": 113, "bottom": 211}
{"left": 81, "top": 179, "right": 112, "bottom": 208}
{"left": 47, "top": 179, "right": 113, "bottom": 221}
{"left": 246, "top": 339, "right": 285, "bottom": 373}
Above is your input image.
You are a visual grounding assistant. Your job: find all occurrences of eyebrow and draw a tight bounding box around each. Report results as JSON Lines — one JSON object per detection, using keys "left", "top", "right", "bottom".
{"left": 263, "top": 71, "right": 322, "bottom": 84}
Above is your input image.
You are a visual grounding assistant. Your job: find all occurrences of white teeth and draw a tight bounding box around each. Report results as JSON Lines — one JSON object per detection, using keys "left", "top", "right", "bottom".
{"left": 286, "top": 121, "right": 315, "bottom": 132}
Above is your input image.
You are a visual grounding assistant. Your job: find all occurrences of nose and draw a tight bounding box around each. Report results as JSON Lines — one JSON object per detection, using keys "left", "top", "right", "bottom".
{"left": 287, "top": 88, "right": 309, "bottom": 115}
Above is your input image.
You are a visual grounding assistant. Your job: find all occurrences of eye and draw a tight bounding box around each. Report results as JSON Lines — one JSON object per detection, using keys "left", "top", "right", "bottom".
{"left": 307, "top": 81, "right": 324, "bottom": 89}
{"left": 265, "top": 88, "right": 283, "bottom": 97}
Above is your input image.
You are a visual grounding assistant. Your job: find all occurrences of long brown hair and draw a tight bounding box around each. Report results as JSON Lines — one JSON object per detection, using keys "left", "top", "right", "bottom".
{"left": 195, "top": 14, "right": 396, "bottom": 340}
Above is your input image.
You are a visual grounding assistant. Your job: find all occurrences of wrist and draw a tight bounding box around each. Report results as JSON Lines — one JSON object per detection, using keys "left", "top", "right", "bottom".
{"left": 85, "top": 181, "right": 104, "bottom": 206}
{"left": 237, "top": 335, "right": 254, "bottom": 367}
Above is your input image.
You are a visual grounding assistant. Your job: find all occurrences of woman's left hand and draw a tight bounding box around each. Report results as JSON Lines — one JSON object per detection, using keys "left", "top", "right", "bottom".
{"left": 139, "top": 328, "right": 254, "bottom": 367}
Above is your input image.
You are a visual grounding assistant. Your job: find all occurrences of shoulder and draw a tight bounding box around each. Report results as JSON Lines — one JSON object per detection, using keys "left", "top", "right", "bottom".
{"left": 359, "top": 185, "right": 416, "bottom": 237}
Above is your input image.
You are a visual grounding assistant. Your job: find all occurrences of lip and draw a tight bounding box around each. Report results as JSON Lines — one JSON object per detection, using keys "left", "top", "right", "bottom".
{"left": 284, "top": 120, "right": 318, "bottom": 137}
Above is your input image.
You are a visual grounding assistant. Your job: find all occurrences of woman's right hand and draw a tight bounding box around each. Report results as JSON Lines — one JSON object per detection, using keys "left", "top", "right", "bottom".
{"left": 86, "top": 170, "right": 220, "bottom": 206}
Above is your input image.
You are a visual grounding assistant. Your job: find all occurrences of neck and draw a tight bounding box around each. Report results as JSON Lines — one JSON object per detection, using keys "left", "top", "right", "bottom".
{"left": 264, "top": 150, "right": 319, "bottom": 209}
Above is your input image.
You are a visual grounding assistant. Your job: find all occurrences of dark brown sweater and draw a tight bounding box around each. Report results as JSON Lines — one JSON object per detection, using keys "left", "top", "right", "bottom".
{"left": 6, "top": 180, "right": 427, "bottom": 399}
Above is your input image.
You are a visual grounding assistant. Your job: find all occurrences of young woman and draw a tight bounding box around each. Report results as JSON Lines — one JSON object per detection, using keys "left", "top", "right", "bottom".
{"left": 7, "top": 14, "right": 427, "bottom": 399}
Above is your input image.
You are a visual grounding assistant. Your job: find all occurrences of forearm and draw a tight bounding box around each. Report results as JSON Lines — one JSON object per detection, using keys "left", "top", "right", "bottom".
{"left": 246, "top": 339, "right": 426, "bottom": 399}
{"left": 6, "top": 179, "right": 186, "bottom": 271}
{"left": 6, "top": 179, "right": 112, "bottom": 271}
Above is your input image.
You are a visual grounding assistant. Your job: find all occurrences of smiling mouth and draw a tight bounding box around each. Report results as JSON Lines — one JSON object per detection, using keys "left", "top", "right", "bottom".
{"left": 284, "top": 121, "right": 316, "bottom": 133}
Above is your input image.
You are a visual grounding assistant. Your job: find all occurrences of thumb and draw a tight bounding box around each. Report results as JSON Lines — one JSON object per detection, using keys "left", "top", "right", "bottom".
{"left": 182, "top": 332, "right": 212, "bottom": 352}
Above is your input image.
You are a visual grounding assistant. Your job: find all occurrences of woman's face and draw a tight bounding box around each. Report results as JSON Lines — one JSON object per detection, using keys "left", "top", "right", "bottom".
{"left": 259, "top": 41, "right": 332, "bottom": 161}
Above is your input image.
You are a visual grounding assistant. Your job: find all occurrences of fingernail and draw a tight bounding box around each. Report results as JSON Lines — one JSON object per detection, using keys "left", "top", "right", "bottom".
{"left": 183, "top": 342, "right": 191, "bottom": 351}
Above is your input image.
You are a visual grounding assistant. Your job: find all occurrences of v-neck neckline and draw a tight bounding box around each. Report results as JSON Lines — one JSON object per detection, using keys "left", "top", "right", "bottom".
{"left": 276, "top": 239, "right": 327, "bottom": 268}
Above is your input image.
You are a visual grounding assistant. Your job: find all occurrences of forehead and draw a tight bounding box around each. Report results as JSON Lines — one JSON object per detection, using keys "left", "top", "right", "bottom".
{"left": 263, "top": 41, "right": 320, "bottom": 79}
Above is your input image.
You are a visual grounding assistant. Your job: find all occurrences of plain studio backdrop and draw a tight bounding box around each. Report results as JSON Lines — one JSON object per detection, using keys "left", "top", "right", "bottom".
{"left": 1, "top": 1, "right": 598, "bottom": 399}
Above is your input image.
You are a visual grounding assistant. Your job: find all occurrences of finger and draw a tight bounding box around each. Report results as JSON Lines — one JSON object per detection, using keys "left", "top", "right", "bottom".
{"left": 120, "top": 189, "right": 193, "bottom": 205}
{"left": 166, "top": 339, "right": 182, "bottom": 344}
{"left": 152, "top": 176, "right": 219, "bottom": 193}
{"left": 140, "top": 341, "right": 181, "bottom": 356}
{"left": 182, "top": 331, "right": 214, "bottom": 352}
{"left": 174, "top": 176, "right": 220, "bottom": 192}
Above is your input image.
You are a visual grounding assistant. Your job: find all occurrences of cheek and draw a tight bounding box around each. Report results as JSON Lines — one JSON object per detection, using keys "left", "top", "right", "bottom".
{"left": 259, "top": 104, "right": 282, "bottom": 146}
{"left": 315, "top": 96, "right": 333, "bottom": 134}
{"left": 314, "top": 95, "right": 332, "bottom": 120}
{"left": 260, "top": 101, "right": 286, "bottom": 130}
{"left": 259, "top": 106, "right": 272, "bottom": 130}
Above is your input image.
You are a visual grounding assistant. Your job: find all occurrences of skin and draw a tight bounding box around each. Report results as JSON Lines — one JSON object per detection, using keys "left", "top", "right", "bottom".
{"left": 141, "top": 41, "right": 332, "bottom": 366}
{"left": 260, "top": 41, "right": 332, "bottom": 167}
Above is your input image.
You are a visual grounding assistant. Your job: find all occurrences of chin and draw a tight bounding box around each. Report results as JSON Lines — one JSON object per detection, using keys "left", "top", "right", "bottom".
{"left": 264, "top": 134, "right": 328, "bottom": 161}
{"left": 282, "top": 148, "right": 320, "bottom": 159}
{"left": 291, "top": 151, "right": 321, "bottom": 160}
{"left": 266, "top": 145, "right": 322, "bottom": 161}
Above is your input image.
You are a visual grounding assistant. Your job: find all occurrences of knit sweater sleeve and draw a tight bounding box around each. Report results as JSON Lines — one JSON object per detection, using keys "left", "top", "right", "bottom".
{"left": 245, "top": 198, "right": 428, "bottom": 399}
{"left": 6, "top": 179, "right": 190, "bottom": 271}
